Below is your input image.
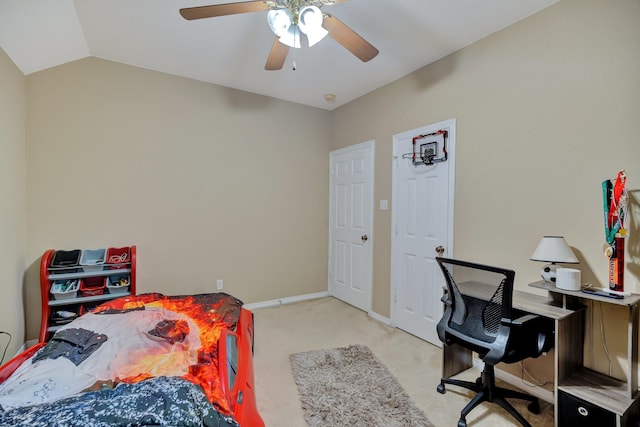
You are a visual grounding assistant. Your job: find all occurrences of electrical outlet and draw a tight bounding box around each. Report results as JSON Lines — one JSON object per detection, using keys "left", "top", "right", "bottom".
{"left": 216, "top": 279, "right": 223, "bottom": 290}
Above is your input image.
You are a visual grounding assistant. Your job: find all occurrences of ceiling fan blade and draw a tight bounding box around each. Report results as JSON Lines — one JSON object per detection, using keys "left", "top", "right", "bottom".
{"left": 323, "top": 15, "right": 379, "bottom": 62}
{"left": 265, "top": 38, "right": 289, "bottom": 70}
{"left": 180, "top": 1, "right": 270, "bottom": 20}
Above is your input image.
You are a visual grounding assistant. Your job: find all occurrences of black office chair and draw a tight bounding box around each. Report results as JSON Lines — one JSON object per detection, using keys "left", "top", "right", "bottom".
{"left": 435, "top": 257, "right": 554, "bottom": 427}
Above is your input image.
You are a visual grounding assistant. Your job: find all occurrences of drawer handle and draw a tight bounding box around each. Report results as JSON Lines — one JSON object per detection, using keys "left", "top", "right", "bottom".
{"left": 577, "top": 406, "right": 589, "bottom": 417}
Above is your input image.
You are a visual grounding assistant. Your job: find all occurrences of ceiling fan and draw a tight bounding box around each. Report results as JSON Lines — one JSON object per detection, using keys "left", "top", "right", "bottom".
{"left": 179, "top": 0, "right": 379, "bottom": 70}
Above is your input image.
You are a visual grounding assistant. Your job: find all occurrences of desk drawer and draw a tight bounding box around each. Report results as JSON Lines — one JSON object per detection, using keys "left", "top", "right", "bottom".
{"left": 558, "top": 390, "right": 616, "bottom": 426}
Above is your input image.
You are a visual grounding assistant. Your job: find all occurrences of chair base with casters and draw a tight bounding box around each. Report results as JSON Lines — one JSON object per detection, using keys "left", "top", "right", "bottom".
{"left": 437, "top": 364, "right": 539, "bottom": 427}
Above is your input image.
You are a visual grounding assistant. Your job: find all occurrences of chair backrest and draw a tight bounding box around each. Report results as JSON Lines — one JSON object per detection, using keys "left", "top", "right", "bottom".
{"left": 436, "top": 257, "right": 516, "bottom": 358}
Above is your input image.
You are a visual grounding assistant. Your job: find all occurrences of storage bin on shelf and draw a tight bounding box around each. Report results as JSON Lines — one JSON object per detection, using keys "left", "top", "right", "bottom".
{"left": 50, "top": 305, "right": 80, "bottom": 326}
{"left": 107, "top": 274, "right": 130, "bottom": 294}
{"left": 80, "top": 276, "right": 107, "bottom": 296}
{"left": 50, "top": 249, "right": 81, "bottom": 274}
{"left": 79, "top": 301, "right": 103, "bottom": 315}
{"left": 50, "top": 279, "right": 80, "bottom": 300}
{"left": 106, "top": 247, "right": 131, "bottom": 270}
{"left": 79, "top": 248, "right": 106, "bottom": 271}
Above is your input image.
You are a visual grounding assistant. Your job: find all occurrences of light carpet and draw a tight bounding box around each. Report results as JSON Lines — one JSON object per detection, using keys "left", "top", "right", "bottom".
{"left": 289, "top": 344, "right": 434, "bottom": 427}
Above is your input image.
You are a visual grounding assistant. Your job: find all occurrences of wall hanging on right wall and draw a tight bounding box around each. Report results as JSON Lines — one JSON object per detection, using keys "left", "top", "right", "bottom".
{"left": 602, "top": 170, "right": 628, "bottom": 293}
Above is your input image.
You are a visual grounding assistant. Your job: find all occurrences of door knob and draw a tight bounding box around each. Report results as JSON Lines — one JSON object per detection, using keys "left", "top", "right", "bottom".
{"left": 361, "top": 235, "right": 368, "bottom": 243}
{"left": 436, "top": 245, "right": 445, "bottom": 255}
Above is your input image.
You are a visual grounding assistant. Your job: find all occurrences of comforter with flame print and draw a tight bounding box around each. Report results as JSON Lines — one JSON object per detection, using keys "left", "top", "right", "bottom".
{"left": 0, "top": 293, "right": 243, "bottom": 426}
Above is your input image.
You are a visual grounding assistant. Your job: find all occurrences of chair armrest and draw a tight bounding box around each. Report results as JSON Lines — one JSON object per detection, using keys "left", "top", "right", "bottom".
{"left": 501, "top": 313, "right": 538, "bottom": 327}
{"left": 501, "top": 313, "right": 555, "bottom": 360}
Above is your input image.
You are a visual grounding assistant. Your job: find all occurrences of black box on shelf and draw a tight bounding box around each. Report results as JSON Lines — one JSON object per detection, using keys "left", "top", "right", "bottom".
{"left": 50, "top": 249, "right": 81, "bottom": 274}
{"left": 558, "top": 391, "right": 616, "bottom": 426}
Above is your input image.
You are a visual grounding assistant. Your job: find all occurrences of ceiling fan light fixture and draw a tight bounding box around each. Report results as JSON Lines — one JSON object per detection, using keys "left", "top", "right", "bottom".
{"left": 299, "top": 6, "right": 328, "bottom": 47}
{"left": 267, "top": 8, "right": 293, "bottom": 38}
{"left": 267, "top": 8, "right": 301, "bottom": 48}
{"left": 279, "top": 27, "right": 301, "bottom": 48}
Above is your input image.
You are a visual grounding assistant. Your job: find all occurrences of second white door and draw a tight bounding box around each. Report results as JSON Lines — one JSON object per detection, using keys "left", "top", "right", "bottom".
{"left": 328, "top": 141, "right": 374, "bottom": 312}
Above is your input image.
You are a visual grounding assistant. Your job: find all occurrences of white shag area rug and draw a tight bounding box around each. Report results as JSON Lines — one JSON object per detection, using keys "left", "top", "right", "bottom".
{"left": 289, "top": 344, "right": 434, "bottom": 427}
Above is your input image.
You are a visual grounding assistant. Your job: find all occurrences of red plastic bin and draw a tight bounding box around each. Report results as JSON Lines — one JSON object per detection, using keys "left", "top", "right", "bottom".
{"left": 106, "top": 247, "right": 131, "bottom": 270}
{"left": 80, "top": 277, "right": 107, "bottom": 296}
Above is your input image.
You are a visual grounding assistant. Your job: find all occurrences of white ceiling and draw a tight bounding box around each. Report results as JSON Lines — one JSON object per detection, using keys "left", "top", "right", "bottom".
{"left": 0, "top": 0, "right": 558, "bottom": 110}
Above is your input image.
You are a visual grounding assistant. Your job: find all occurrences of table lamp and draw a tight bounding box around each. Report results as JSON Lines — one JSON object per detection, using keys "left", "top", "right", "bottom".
{"left": 530, "top": 236, "right": 579, "bottom": 282}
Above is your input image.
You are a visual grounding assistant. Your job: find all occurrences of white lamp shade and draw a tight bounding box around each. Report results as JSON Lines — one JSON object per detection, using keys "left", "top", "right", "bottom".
{"left": 530, "top": 236, "right": 579, "bottom": 264}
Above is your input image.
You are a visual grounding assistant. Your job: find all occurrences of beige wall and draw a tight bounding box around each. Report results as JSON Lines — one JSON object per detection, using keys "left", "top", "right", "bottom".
{"left": 333, "top": 0, "right": 640, "bottom": 313}
{"left": 0, "top": 47, "right": 27, "bottom": 358}
{"left": 332, "top": 0, "right": 639, "bottom": 380}
{"left": 24, "top": 58, "right": 332, "bottom": 340}
{"left": 5, "top": 0, "right": 639, "bottom": 381}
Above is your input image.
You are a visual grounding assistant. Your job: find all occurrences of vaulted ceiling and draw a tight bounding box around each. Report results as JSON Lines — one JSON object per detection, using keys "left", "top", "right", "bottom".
{"left": 0, "top": 0, "right": 558, "bottom": 110}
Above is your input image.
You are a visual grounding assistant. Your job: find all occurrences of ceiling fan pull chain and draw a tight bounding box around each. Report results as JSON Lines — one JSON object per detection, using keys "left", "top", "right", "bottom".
{"left": 292, "top": 27, "right": 298, "bottom": 70}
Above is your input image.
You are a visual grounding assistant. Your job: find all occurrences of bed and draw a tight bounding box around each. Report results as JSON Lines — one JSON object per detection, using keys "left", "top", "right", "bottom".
{"left": 0, "top": 292, "right": 265, "bottom": 427}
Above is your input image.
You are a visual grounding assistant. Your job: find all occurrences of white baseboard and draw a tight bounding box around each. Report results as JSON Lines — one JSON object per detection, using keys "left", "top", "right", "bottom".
{"left": 244, "top": 291, "right": 330, "bottom": 310}
{"left": 368, "top": 310, "right": 391, "bottom": 326}
{"left": 245, "top": 292, "right": 394, "bottom": 331}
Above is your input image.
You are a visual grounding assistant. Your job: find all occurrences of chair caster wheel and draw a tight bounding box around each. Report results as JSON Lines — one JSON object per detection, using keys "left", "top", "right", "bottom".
{"left": 528, "top": 400, "right": 540, "bottom": 414}
{"left": 457, "top": 418, "right": 467, "bottom": 427}
{"left": 436, "top": 383, "right": 446, "bottom": 394}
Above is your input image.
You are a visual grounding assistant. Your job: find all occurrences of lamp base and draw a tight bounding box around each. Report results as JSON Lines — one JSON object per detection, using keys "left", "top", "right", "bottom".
{"left": 540, "top": 264, "right": 558, "bottom": 283}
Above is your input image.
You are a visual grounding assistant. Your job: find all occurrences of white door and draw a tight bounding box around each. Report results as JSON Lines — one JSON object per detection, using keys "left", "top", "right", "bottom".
{"left": 391, "top": 119, "right": 455, "bottom": 345}
{"left": 328, "top": 140, "right": 374, "bottom": 312}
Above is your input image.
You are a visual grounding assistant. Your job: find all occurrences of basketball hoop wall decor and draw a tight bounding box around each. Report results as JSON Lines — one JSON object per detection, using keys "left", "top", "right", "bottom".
{"left": 401, "top": 130, "right": 448, "bottom": 166}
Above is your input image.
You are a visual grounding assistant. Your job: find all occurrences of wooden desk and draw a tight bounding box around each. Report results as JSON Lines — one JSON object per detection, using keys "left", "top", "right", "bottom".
{"left": 529, "top": 281, "right": 640, "bottom": 426}
{"left": 442, "top": 281, "right": 640, "bottom": 426}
